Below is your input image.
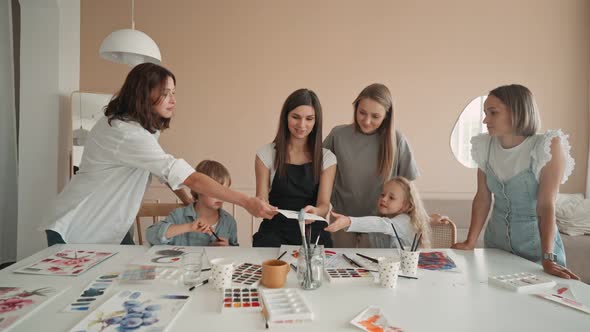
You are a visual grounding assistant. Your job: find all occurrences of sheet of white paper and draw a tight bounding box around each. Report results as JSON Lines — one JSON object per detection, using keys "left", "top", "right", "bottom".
{"left": 350, "top": 305, "right": 403, "bottom": 331}
{"left": 277, "top": 209, "right": 326, "bottom": 221}
{"left": 535, "top": 284, "right": 590, "bottom": 315}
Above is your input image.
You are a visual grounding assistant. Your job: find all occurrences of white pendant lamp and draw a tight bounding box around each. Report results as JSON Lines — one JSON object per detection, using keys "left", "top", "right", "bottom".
{"left": 99, "top": 0, "right": 161, "bottom": 66}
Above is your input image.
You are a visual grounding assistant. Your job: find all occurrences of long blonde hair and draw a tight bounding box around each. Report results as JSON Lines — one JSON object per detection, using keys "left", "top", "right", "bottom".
{"left": 352, "top": 84, "right": 397, "bottom": 181}
{"left": 387, "top": 176, "right": 431, "bottom": 248}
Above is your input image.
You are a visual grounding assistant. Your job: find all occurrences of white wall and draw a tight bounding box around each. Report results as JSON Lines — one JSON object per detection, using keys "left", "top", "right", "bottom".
{"left": 17, "top": 0, "right": 79, "bottom": 259}
{"left": 0, "top": 0, "right": 18, "bottom": 264}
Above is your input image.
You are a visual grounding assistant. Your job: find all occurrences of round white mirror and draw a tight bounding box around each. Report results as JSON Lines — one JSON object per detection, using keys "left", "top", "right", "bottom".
{"left": 450, "top": 96, "right": 488, "bottom": 168}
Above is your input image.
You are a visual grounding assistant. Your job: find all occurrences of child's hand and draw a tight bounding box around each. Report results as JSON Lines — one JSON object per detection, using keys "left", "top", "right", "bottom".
{"left": 324, "top": 211, "right": 351, "bottom": 232}
{"left": 430, "top": 213, "right": 451, "bottom": 225}
{"left": 211, "top": 237, "right": 229, "bottom": 246}
{"left": 302, "top": 205, "right": 320, "bottom": 224}
{"left": 190, "top": 220, "right": 212, "bottom": 234}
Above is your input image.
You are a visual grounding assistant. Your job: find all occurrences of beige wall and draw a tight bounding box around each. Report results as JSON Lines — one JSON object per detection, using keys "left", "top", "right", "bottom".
{"left": 81, "top": 0, "right": 590, "bottom": 202}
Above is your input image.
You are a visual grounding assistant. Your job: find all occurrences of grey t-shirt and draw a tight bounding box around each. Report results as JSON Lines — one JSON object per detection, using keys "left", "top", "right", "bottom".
{"left": 323, "top": 124, "right": 419, "bottom": 217}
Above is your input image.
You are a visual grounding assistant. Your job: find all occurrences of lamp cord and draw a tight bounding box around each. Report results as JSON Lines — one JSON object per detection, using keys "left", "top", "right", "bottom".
{"left": 131, "top": 0, "right": 135, "bottom": 30}
{"left": 79, "top": 93, "right": 83, "bottom": 130}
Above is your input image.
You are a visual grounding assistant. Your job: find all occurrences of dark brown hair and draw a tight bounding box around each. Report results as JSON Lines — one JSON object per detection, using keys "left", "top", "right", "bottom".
{"left": 489, "top": 84, "right": 540, "bottom": 136}
{"left": 273, "top": 89, "right": 323, "bottom": 183}
{"left": 104, "top": 63, "right": 175, "bottom": 134}
{"left": 353, "top": 83, "right": 397, "bottom": 181}
{"left": 191, "top": 160, "right": 232, "bottom": 200}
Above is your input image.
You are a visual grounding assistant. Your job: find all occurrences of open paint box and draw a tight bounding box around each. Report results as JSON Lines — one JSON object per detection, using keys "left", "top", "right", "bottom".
{"left": 220, "top": 287, "right": 262, "bottom": 312}
{"left": 260, "top": 288, "right": 313, "bottom": 326}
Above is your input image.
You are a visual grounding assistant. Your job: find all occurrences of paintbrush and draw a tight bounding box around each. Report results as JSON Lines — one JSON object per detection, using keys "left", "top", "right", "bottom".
{"left": 413, "top": 233, "right": 423, "bottom": 251}
{"left": 356, "top": 253, "right": 379, "bottom": 263}
{"left": 342, "top": 253, "right": 363, "bottom": 268}
{"left": 298, "top": 209, "right": 309, "bottom": 251}
{"left": 410, "top": 234, "right": 417, "bottom": 252}
{"left": 390, "top": 223, "right": 405, "bottom": 250}
{"left": 211, "top": 229, "right": 221, "bottom": 242}
{"left": 312, "top": 234, "right": 321, "bottom": 254}
{"left": 188, "top": 279, "right": 209, "bottom": 291}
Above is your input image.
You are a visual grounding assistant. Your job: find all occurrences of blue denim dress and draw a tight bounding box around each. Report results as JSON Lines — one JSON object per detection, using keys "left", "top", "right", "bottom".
{"left": 483, "top": 139, "right": 566, "bottom": 266}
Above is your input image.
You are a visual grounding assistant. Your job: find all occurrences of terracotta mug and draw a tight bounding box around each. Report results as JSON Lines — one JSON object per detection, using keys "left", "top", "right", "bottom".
{"left": 261, "top": 259, "right": 290, "bottom": 288}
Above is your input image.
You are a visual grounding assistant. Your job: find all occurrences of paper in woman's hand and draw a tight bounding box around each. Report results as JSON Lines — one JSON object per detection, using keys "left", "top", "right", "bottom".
{"left": 277, "top": 209, "right": 326, "bottom": 221}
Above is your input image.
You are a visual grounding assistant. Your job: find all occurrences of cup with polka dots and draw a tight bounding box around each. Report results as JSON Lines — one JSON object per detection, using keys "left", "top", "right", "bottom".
{"left": 210, "top": 258, "right": 234, "bottom": 290}
{"left": 400, "top": 249, "right": 420, "bottom": 277}
{"left": 378, "top": 256, "right": 401, "bottom": 289}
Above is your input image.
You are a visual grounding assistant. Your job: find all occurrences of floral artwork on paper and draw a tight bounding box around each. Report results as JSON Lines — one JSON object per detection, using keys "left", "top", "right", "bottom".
{"left": 12, "top": 250, "right": 116, "bottom": 276}
{"left": 0, "top": 287, "right": 60, "bottom": 331}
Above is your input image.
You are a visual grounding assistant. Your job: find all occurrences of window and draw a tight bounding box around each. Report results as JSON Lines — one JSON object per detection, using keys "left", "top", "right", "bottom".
{"left": 450, "top": 96, "right": 488, "bottom": 168}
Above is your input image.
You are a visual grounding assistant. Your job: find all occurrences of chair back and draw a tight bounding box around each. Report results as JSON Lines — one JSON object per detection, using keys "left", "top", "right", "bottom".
{"left": 135, "top": 202, "right": 183, "bottom": 245}
{"left": 430, "top": 220, "right": 457, "bottom": 248}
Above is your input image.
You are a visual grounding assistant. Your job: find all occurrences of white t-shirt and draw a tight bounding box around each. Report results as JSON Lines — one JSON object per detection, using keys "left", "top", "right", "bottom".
{"left": 256, "top": 143, "right": 337, "bottom": 184}
{"left": 471, "top": 130, "right": 574, "bottom": 184}
{"left": 45, "top": 117, "right": 195, "bottom": 244}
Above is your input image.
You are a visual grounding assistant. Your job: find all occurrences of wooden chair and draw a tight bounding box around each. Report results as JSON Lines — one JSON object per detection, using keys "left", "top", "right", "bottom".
{"left": 430, "top": 219, "right": 457, "bottom": 248}
{"left": 135, "top": 202, "right": 183, "bottom": 245}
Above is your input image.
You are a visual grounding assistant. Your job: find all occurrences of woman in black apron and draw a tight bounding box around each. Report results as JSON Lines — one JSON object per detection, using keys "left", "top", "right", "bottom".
{"left": 253, "top": 89, "right": 337, "bottom": 247}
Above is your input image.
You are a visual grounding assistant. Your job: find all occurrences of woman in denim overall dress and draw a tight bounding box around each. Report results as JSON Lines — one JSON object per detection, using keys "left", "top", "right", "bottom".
{"left": 453, "top": 84, "right": 579, "bottom": 280}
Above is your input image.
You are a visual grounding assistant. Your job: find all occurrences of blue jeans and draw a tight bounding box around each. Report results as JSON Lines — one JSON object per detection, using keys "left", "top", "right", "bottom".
{"left": 45, "top": 230, "right": 135, "bottom": 246}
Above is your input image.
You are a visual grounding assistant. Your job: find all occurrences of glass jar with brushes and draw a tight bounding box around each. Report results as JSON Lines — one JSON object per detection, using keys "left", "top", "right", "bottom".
{"left": 296, "top": 243, "right": 323, "bottom": 290}
{"left": 296, "top": 209, "right": 324, "bottom": 290}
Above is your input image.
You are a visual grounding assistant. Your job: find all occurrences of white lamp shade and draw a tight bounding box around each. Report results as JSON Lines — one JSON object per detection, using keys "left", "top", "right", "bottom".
{"left": 73, "top": 127, "right": 90, "bottom": 146}
{"left": 99, "top": 29, "right": 161, "bottom": 66}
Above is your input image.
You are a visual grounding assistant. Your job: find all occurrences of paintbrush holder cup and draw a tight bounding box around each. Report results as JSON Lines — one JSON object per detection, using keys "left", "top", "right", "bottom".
{"left": 296, "top": 246, "right": 323, "bottom": 290}
{"left": 378, "top": 256, "right": 401, "bottom": 289}
{"left": 400, "top": 250, "right": 420, "bottom": 277}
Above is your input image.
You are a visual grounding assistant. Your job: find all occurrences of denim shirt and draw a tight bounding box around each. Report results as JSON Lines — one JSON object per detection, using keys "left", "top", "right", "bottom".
{"left": 146, "top": 204, "right": 239, "bottom": 246}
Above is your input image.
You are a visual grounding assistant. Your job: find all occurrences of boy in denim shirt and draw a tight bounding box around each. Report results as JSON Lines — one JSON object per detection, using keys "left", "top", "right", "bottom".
{"left": 147, "top": 160, "right": 239, "bottom": 246}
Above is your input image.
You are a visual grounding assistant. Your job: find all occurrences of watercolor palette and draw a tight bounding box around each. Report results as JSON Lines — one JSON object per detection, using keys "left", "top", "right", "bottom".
{"left": 324, "top": 268, "right": 375, "bottom": 284}
{"left": 260, "top": 288, "right": 313, "bottom": 326}
{"left": 156, "top": 267, "right": 183, "bottom": 281}
{"left": 488, "top": 272, "right": 556, "bottom": 292}
{"left": 221, "top": 288, "right": 262, "bottom": 312}
{"left": 231, "top": 263, "right": 262, "bottom": 286}
{"left": 118, "top": 266, "right": 157, "bottom": 281}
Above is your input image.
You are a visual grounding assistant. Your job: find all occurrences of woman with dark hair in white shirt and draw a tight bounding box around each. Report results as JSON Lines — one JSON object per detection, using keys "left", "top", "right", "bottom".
{"left": 44, "top": 63, "right": 276, "bottom": 246}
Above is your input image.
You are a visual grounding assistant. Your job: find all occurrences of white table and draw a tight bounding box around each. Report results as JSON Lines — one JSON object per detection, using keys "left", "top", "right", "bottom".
{"left": 1, "top": 245, "right": 589, "bottom": 331}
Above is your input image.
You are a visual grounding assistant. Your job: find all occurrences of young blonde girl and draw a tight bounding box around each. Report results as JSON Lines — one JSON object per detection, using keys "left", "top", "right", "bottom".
{"left": 325, "top": 176, "right": 431, "bottom": 249}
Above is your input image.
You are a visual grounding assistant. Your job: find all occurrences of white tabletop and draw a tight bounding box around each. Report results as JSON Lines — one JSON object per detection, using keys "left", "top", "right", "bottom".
{"left": 1, "top": 245, "right": 589, "bottom": 331}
